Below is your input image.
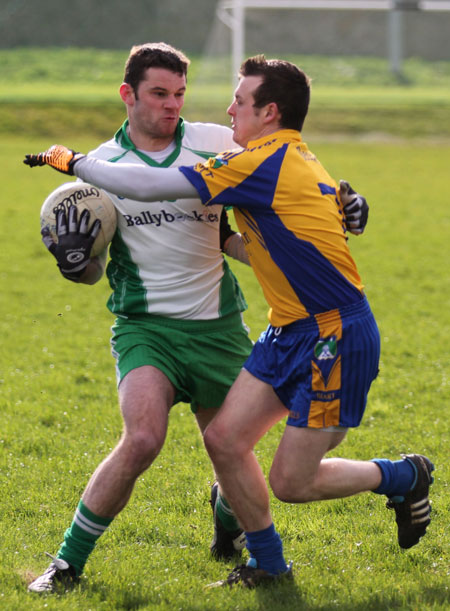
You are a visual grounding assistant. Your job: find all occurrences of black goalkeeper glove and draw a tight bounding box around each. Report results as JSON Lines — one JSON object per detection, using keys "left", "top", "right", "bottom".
{"left": 24, "top": 144, "right": 85, "bottom": 175}
{"left": 340, "top": 180, "right": 369, "bottom": 235}
{"left": 41, "top": 205, "right": 101, "bottom": 282}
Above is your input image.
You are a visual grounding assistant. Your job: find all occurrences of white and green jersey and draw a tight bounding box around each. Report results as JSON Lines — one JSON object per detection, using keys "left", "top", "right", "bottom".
{"left": 89, "top": 119, "right": 247, "bottom": 320}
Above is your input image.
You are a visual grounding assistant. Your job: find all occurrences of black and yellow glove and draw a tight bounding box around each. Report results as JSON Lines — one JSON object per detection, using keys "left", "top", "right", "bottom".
{"left": 24, "top": 144, "right": 85, "bottom": 175}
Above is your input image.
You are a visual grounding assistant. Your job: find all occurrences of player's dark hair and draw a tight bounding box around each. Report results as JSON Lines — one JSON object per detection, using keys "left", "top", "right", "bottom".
{"left": 124, "top": 42, "right": 190, "bottom": 98}
{"left": 239, "top": 55, "right": 311, "bottom": 131}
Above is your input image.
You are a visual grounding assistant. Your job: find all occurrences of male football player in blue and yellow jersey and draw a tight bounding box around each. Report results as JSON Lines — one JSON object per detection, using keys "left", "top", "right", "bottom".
{"left": 24, "top": 55, "right": 433, "bottom": 589}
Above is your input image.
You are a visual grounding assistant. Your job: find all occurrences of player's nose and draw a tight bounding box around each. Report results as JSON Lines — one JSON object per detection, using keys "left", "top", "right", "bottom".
{"left": 165, "top": 94, "right": 182, "bottom": 109}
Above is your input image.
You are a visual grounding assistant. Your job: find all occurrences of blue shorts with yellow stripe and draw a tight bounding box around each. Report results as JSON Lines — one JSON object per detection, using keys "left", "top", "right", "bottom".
{"left": 243, "top": 298, "right": 380, "bottom": 429}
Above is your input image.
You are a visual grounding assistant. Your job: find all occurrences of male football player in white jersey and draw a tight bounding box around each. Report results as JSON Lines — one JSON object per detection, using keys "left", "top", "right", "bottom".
{"left": 26, "top": 42, "right": 252, "bottom": 593}
{"left": 25, "top": 46, "right": 369, "bottom": 593}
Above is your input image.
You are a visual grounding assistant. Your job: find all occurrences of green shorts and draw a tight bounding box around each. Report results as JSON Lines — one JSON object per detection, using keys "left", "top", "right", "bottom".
{"left": 110, "top": 312, "right": 253, "bottom": 413}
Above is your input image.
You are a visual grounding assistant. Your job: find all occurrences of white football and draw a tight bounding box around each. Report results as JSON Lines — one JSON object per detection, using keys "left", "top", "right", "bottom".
{"left": 40, "top": 182, "right": 117, "bottom": 257}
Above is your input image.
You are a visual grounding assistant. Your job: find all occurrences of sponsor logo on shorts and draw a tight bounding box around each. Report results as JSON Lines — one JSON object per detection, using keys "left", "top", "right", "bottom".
{"left": 314, "top": 336, "right": 337, "bottom": 360}
{"left": 315, "top": 390, "right": 337, "bottom": 400}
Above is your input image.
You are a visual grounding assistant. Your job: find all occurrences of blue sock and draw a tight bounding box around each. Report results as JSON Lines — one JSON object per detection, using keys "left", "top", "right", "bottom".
{"left": 371, "top": 457, "right": 417, "bottom": 500}
{"left": 245, "top": 523, "right": 288, "bottom": 576}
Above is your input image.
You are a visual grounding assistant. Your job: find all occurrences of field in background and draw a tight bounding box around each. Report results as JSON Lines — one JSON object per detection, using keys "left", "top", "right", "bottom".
{"left": 1, "top": 48, "right": 449, "bottom": 609}
{"left": 3, "top": 48, "right": 450, "bottom": 138}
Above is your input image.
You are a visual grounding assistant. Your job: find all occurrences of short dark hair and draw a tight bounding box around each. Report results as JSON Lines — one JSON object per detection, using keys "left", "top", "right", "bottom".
{"left": 124, "top": 42, "right": 190, "bottom": 94}
{"left": 239, "top": 55, "right": 311, "bottom": 131}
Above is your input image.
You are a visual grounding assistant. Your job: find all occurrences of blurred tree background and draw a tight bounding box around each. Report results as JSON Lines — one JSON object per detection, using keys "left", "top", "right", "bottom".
{"left": 1, "top": 0, "right": 449, "bottom": 59}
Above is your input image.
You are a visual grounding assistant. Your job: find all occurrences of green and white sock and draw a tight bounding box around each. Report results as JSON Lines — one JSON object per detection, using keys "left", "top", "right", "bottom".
{"left": 216, "top": 492, "right": 240, "bottom": 532}
{"left": 57, "top": 500, "right": 113, "bottom": 576}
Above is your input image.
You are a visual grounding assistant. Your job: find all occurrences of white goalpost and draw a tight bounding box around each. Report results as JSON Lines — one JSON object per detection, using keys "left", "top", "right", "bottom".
{"left": 216, "top": 0, "right": 450, "bottom": 82}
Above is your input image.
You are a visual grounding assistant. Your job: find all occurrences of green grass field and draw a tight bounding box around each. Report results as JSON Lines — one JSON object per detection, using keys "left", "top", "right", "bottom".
{"left": 3, "top": 48, "right": 450, "bottom": 138}
{"left": 1, "top": 49, "right": 449, "bottom": 609}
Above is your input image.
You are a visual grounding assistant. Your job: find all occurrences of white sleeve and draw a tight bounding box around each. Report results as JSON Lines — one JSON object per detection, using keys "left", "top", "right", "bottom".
{"left": 74, "top": 156, "right": 197, "bottom": 202}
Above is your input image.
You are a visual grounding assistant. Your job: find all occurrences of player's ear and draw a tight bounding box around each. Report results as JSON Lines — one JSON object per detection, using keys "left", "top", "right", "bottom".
{"left": 119, "top": 82, "right": 136, "bottom": 105}
{"left": 263, "top": 102, "right": 280, "bottom": 124}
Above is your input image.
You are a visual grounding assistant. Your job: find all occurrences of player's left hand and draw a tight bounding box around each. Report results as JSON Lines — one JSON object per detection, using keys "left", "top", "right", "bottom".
{"left": 24, "top": 144, "right": 85, "bottom": 175}
{"left": 42, "top": 205, "right": 101, "bottom": 282}
{"left": 340, "top": 180, "right": 369, "bottom": 235}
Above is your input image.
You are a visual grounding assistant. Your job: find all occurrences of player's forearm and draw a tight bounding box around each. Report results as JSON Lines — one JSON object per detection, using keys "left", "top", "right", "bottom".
{"left": 223, "top": 233, "right": 250, "bottom": 266}
{"left": 75, "top": 157, "right": 197, "bottom": 202}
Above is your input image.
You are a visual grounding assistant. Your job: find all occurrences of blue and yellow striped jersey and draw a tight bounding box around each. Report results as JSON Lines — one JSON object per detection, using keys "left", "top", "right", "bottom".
{"left": 180, "top": 129, "right": 364, "bottom": 326}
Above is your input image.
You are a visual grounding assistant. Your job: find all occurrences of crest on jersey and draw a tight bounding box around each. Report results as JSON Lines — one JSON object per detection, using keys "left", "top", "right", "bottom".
{"left": 211, "top": 157, "right": 228, "bottom": 169}
{"left": 314, "top": 336, "right": 337, "bottom": 360}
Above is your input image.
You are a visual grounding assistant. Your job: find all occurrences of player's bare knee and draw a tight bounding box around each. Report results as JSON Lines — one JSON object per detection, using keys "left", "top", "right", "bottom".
{"left": 203, "top": 424, "right": 224, "bottom": 460}
{"left": 271, "top": 480, "right": 312, "bottom": 503}
{"left": 121, "top": 430, "right": 164, "bottom": 472}
{"left": 269, "top": 466, "right": 313, "bottom": 503}
{"left": 269, "top": 472, "right": 294, "bottom": 502}
{"left": 204, "top": 422, "right": 237, "bottom": 465}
